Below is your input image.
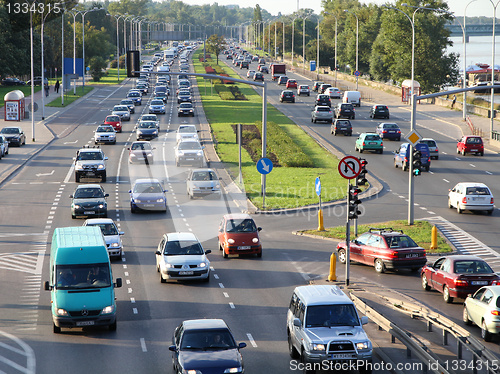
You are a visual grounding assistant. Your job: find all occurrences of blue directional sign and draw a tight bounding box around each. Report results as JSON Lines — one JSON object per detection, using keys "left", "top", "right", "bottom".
{"left": 315, "top": 177, "right": 321, "bottom": 196}
{"left": 256, "top": 157, "right": 273, "bottom": 175}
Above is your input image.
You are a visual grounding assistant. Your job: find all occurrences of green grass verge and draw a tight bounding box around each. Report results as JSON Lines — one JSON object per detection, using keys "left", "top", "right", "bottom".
{"left": 193, "top": 51, "right": 346, "bottom": 209}
{"left": 301, "top": 220, "right": 452, "bottom": 253}
{"left": 46, "top": 86, "right": 94, "bottom": 107}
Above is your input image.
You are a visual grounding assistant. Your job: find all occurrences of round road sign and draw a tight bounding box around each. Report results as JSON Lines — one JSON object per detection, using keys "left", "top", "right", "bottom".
{"left": 338, "top": 156, "right": 361, "bottom": 179}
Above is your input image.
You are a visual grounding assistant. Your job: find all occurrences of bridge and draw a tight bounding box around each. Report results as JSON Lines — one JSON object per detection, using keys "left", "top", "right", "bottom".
{"left": 446, "top": 23, "right": 500, "bottom": 40}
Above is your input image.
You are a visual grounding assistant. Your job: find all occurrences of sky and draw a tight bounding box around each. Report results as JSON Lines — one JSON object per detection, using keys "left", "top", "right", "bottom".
{"left": 182, "top": 0, "right": 492, "bottom": 18}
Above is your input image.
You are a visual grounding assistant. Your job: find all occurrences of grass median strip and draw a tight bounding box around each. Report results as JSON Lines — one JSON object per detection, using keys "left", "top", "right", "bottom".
{"left": 193, "top": 50, "right": 346, "bottom": 209}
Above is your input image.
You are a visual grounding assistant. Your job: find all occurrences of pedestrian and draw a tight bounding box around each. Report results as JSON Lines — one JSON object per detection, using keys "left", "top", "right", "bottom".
{"left": 451, "top": 94, "right": 456, "bottom": 109}
{"left": 44, "top": 83, "right": 49, "bottom": 97}
{"left": 54, "top": 80, "right": 60, "bottom": 93}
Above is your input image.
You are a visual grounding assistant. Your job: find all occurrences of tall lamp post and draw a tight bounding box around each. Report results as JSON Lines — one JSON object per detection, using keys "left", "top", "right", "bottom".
{"left": 462, "top": 1, "right": 478, "bottom": 120}
{"left": 41, "top": 8, "right": 53, "bottom": 120}
{"left": 344, "top": 9, "right": 359, "bottom": 90}
{"left": 82, "top": 7, "right": 102, "bottom": 91}
{"left": 111, "top": 14, "right": 126, "bottom": 82}
{"left": 68, "top": 10, "right": 82, "bottom": 95}
{"left": 282, "top": 20, "right": 286, "bottom": 61}
{"left": 324, "top": 12, "right": 338, "bottom": 86}
{"left": 291, "top": 17, "right": 298, "bottom": 67}
{"left": 302, "top": 14, "right": 312, "bottom": 71}
{"left": 488, "top": 0, "right": 500, "bottom": 135}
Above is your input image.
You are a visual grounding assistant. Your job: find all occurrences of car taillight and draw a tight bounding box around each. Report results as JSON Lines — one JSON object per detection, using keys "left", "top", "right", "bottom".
{"left": 491, "top": 197, "right": 494, "bottom": 204}
{"left": 389, "top": 251, "right": 398, "bottom": 258}
{"left": 455, "top": 279, "right": 468, "bottom": 286}
{"left": 435, "top": 147, "right": 439, "bottom": 152}
{"left": 462, "top": 197, "right": 467, "bottom": 204}
{"left": 382, "top": 130, "right": 387, "bottom": 133}
{"left": 381, "top": 142, "right": 383, "bottom": 146}
{"left": 362, "top": 142, "right": 366, "bottom": 146}
{"left": 491, "top": 280, "right": 500, "bottom": 285}
{"left": 491, "top": 310, "right": 500, "bottom": 316}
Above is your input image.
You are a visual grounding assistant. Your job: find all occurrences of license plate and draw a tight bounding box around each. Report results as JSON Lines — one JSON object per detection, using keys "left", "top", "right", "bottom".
{"left": 76, "top": 321, "right": 95, "bottom": 327}
{"left": 84, "top": 211, "right": 95, "bottom": 215}
{"left": 186, "top": 158, "right": 194, "bottom": 160}
{"left": 472, "top": 281, "right": 488, "bottom": 285}
{"left": 85, "top": 173, "right": 95, "bottom": 176}
{"left": 331, "top": 354, "right": 355, "bottom": 359}
{"left": 179, "top": 271, "right": 194, "bottom": 275}
{"left": 369, "top": 142, "right": 377, "bottom": 145}
{"left": 389, "top": 131, "right": 395, "bottom": 133}
{"left": 143, "top": 204, "right": 154, "bottom": 207}
{"left": 406, "top": 253, "right": 420, "bottom": 258}
{"left": 471, "top": 149, "right": 477, "bottom": 152}
{"left": 238, "top": 246, "right": 251, "bottom": 250}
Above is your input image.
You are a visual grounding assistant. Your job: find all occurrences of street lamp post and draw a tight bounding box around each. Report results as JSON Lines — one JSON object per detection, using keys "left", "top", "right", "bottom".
{"left": 82, "top": 7, "right": 102, "bottom": 91}
{"left": 488, "top": 0, "right": 500, "bottom": 135}
{"left": 69, "top": 10, "right": 81, "bottom": 95}
{"left": 316, "top": 17, "right": 320, "bottom": 80}
{"left": 40, "top": 9, "right": 53, "bottom": 120}
{"left": 291, "top": 17, "right": 298, "bottom": 67}
{"left": 111, "top": 14, "right": 125, "bottom": 82}
{"left": 303, "top": 14, "right": 312, "bottom": 71}
{"left": 282, "top": 20, "right": 285, "bottom": 61}
{"left": 325, "top": 12, "right": 338, "bottom": 86}
{"left": 344, "top": 10, "right": 359, "bottom": 90}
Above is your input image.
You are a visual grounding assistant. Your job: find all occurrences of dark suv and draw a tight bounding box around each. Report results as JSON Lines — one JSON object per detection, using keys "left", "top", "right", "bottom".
{"left": 240, "top": 61, "right": 249, "bottom": 69}
{"left": 369, "top": 104, "right": 390, "bottom": 119}
{"left": 315, "top": 94, "right": 331, "bottom": 107}
{"left": 336, "top": 228, "right": 427, "bottom": 273}
{"left": 331, "top": 119, "right": 352, "bottom": 136}
{"left": 335, "top": 103, "right": 355, "bottom": 119}
{"left": 280, "top": 90, "right": 295, "bottom": 103}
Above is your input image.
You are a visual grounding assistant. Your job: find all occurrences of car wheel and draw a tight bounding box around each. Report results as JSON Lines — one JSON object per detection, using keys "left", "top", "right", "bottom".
{"left": 352, "top": 115, "right": 355, "bottom": 119}
{"left": 160, "top": 272, "right": 166, "bottom": 283}
{"left": 487, "top": 209, "right": 494, "bottom": 215}
{"left": 337, "top": 249, "right": 347, "bottom": 264}
{"left": 53, "top": 323, "right": 61, "bottom": 334}
{"left": 457, "top": 204, "right": 463, "bottom": 214}
{"left": 425, "top": 165, "right": 430, "bottom": 172}
{"left": 131, "top": 205, "right": 137, "bottom": 214}
{"left": 462, "top": 149, "right": 466, "bottom": 156}
{"left": 374, "top": 259, "right": 385, "bottom": 273}
{"left": 313, "top": 119, "right": 317, "bottom": 123}
{"left": 71, "top": 214, "right": 76, "bottom": 219}
{"left": 109, "top": 321, "right": 117, "bottom": 331}
{"left": 422, "top": 274, "right": 431, "bottom": 291}
{"left": 480, "top": 151, "right": 484, "bottom": 156}
{"left": 301, "top": 349, "right": 315, "bottom": 374}
{"left": 333, "top": 132, "right": 337, "bottom": 136}
{"left": 435, "top": 156, "right": 439, "bottom": 160}
{"left": 402, "top": 162, "right": 408, "bottom": 171}
{"left": 448, "top": 198, "right": 453, "bottom": 209}
{"left": 482, "top": 320, "right": 492, "bottom": 341}
{"left": 359, "top": 148, "right": 363, "bottom": 153}
{"left": 223, "top": 248, "right": 228, "bottom": 258}
{"left": 256, "top": 250, "right": 262, "bottom": 258}
{"left": 463, "top": 306, "right": 473, "bottom": 326}
{"left": 288, "top": 333, "right": 300, "bottom": 359}
{"left": 101, "top": 174, "right": 107, "bottom": 183}
{"left": 394, "top": 159, "right": 398, "bottom": 168}
{"left": 387, "top": 115, "right": 390, "bottom": 119}
{"left": 379, "top": 149, "right": 383, "bottom": 154}
{"left": 75, "top": 173, "right": 80, "bottom": 183}
{"left": 443, "top": 285, "right": 453, "bottom": 303}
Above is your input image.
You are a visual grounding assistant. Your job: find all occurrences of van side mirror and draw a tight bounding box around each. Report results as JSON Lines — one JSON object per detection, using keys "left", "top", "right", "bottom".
{"left": 168, "top": 345, "right": 177, "bottom": 352}
{"left": 115, "top": 278, "right": 122, "bottom": 288}
{"left": 293, "top": 318, "right": 301, "bottom": 327}
{"left": 238, "top": 342, "right": 247, "bottom": 349}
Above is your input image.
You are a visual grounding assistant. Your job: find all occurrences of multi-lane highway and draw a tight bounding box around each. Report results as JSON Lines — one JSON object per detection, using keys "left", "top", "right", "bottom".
{"left": 1, "top": 46, "right": 500, "bottom": 373}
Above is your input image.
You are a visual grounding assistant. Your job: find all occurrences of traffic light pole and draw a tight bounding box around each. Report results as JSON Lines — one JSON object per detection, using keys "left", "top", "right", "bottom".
{"left": 408, "top": 93, "right": 417, "bottom": 225}
{"left": 345, "top": 179, "right": 351, "bottom": 287}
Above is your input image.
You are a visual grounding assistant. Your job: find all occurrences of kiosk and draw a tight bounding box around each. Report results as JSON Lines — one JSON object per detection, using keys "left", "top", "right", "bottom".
{"left": 4, "top": 90, "right": 25, "bottom": 121}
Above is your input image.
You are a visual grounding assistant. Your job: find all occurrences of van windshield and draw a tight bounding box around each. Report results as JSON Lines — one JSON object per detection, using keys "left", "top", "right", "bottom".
{"left": 305, "top": 304, "right": 359, "bottom": 327}
{"left": 55, "top": 263, "right": 111, "bottom": 289}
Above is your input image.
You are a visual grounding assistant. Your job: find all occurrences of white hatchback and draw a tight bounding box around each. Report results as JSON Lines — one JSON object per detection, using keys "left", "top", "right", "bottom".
{"left": 325, "top": 87, "right": 342, "bottom": 99}
{"left": 448, "top": 182, "right": 494, "bottom": 215}
{"left": 297, "top": 85, "right": 310, "bottom": 96}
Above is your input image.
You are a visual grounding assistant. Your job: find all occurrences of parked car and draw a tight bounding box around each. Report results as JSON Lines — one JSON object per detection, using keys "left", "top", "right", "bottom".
{"left": 2, "top": 77, "right": 26, "bottom": 86}
{"left": 112, "top": 105, "right": 131, "bottom": 121}
{"left": 156, "top": 232, "right": 211, "bottom": 282}
{"left": 0, "top": 135, "right": 9, "bottom": 158}
{"left": 103, "top": 115, "right": 122, "bottom": 133}
{"left": 315, "top": 94, "right": 332, "bottom": 108}
{"left": 186, "top": 168, "right": 221, "bottom": 199}
{"left": 311, "top": 106, "right": 333, "bottom": 123}
{"left": 0, "top": 126, "right": 26, "bottom": 146}
{"left": 279, "top": 90, "right": 295, "bottom": 103}
{"left": 420, "top": 138, "right": 439, "bottom": 159}
{"left": 70, "top": 184, "right": 109, "bottom": 219}
{"left": 325, "top": 87, "right": 342, "bottom": 99}
{"left": 422, "top": 255, "right": 500, "bottom": 304}
{"left": 334, "top": 103, "right": 355, "bottom": 119}
{"left": 457, "top": 135, "right": 484, "bottom": 156}
{"left": 369, "top": 104, "right": 390, "bottom": 119}
{"left": 464, "top": 285, "right": 500, "bottom": 341}
{"left": 448, "top": 182, "right": 494, "bottom": 215}
{"left": 297, "top": 85, "right": 310, "bottom": 96}
{"left": 355, "top": 133, "right": 383, "bottom": 154}
{"left": 376, "top": 122, "right": 401, "bottom": 140}
{"left": 94, "top": 125, "right": 116, "bottom": 145}
{"left": 129, "top": 178, "right": 167, "bottom": 213}
{"left": 83, "top": 218, "right": 124, "bottom": 259}
{"left": 26, "top": 76, "right": 48, "bottom": 86}
{"left": 286, "top": 79, "right": 298, "bottom": 89}
{"left": 393, "top": 142, "right": 431, "bottom": 171}
{"left": 128, "top": 141, "right": 155, "bottom": 164}
{"left": 331, "top": 119, "right": 353, "bottom": 136}
{"left": 169, "top": 319, "right": 246, "bottom": 373}
{"left": 336, "top": 227, "right": 427, "bottom": 273}
{"left": 175, "top": 139, "right": 205, "bottom": 167}
{"left": 218, "top": 213, "right": 262, "bottom": 258}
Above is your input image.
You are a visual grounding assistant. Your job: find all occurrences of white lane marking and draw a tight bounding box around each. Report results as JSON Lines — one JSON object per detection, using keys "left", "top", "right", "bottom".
{"left": 229, "top": 302, "right": 235, "bottom": 309}
{"left": 140, "top": 338, "right": 147, "bottom": 352}
{"left": 63, "top": 164, "right": 75, "bottom": 183}
{"left": 469, "top": 164, "right": 476, "bottom": 168}
{"left": 219, "top": 283, "right": 224, "bottom": 288}
{"left": 223, "top": 292, "right": 229, "bottom": 298}
{"left": 246, "top": 333, "right": 258, "bottom": 348}
{"left": 486, "top": 171, "right": 493, "bottom": 175}
{"left": 443, "top": 179, "right": 450, "bottom": 183}
{"left": 133, "top": 308, "right": 138, "bottom": 314}
{"left": 213, "top": 274, "right": 219, "bottom": 280}
{"left": 36, "top": 170, "right": 54, "bottom": 177}
{"left": 130, "top": 297, "right": 135, "bottom": 303}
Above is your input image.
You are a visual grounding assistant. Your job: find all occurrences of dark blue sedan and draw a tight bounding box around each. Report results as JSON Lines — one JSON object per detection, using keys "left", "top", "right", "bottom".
{"left": 169, "top": 319, "right": 246, "bottom": 374}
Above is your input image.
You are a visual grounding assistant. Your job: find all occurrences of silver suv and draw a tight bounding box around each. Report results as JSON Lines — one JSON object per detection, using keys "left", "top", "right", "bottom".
{"left": 287, "top": 285, "right": 372, "bottom": 373}
{"left": 311, "top": 105, "right": 333, "bottom": 123}
{"left": 74, "top": 146, "right": 108, "bottom": 183}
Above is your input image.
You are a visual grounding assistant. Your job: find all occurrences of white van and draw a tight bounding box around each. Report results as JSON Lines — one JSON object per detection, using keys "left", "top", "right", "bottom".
{"left": 343, "top": 91, "right": 361, "bottom": 107}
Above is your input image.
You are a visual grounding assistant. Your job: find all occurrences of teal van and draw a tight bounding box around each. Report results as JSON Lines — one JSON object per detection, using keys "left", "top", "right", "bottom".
{"left": 44, "top": 226, "right": 122, "bottom": 333}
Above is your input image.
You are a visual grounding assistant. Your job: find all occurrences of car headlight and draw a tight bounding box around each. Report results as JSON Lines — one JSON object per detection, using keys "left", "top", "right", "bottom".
{"left": 98, "top": 204, "right": 106, "bottom": 209}
{"left": 75, "top": 164, "right": 83, "bottom": 171}
{"left": 196, "top": 151, "right": 203, "bottom": 156}
{"left": 110, "top": 243, "right": 120, "bottom": 247}
{"left": 73, "top": 204, "right": 81, "bottom": 209}
{"left": 224, "top": 368, "right": 243, "bottom": 374}
{"left": 311, "top": 343, "right": 326, "bottom": 352}
{"left": 137, "top": 130, "right": 144, "bottom": 134}
{"left": 356, "top": 341, "right": 371, "bottom": 351}
{"left": 97, "top": 164, "right": 105, "bottom": 169}
{"left": 134, "top": 198, "right": 141, "bottom": 203}
{"left": 178, "top": 151, "right": 184, "bottom": 156}
{"left": 227, "top": 238, "right": 235, "bottom": 244}
{"left": 153, "top": 130, "right": 158, "bottom": 135}
{"left": 164, "top": 263, "right": 174, "bottom": 268}
{"left": 199, "top": 262, "right": 207, "bottom": 268}
{"left": 56, "top": 308, "right": 69, "bottom": 316}
{"left": 101, "top": 305, "right": 115, "bottom": 315}
{"left": 156, "top": 198, "right": 164, "bottom": 203}
{"left": 252, "top": 238, "right": 259, "bottom": 243}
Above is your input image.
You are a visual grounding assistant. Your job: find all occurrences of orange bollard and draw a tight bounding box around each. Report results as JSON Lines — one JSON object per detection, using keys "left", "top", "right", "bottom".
{"left": 430, "top": 225, "right": 438, "bottom": 250}
{"left": 328, "top": 252, "right": 337, "bottom": 281}
{"left": 318, "top": 209, "right": 325, "bottom": 231}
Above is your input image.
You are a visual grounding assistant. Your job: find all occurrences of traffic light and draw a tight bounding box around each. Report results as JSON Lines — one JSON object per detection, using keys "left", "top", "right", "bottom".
{"left": 357, "top": 158, "right": 368, "bottom": 186}
{"left": 348, "top": 185, "right": 362, "bottom": 219}
{"left": 412, "top": 148, "right": 422, "bottom": 176}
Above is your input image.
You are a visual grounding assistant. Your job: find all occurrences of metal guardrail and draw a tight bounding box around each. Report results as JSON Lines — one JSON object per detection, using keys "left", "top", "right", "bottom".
{"left": 491, "top": 130, "right": 500, "bottom": 141}
{"left": 350, "top": 291, "right": 500, "bottom": 374}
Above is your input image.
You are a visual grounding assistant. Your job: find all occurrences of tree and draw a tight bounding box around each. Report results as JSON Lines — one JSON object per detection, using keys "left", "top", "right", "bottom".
{"left": 89, "top": 56, "right": 107, "bottom": 81}
{"left": 205, "top": 34, "right": 226, "bottom": 65}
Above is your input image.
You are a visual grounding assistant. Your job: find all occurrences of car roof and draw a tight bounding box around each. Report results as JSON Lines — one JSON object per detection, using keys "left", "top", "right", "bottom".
{"left": 75, "top": 183, "right": 103, "bottom": 189}
{"left": 85, "top": 218, "right": 115, "bottom": 225}
{"left": 165, "top": 232, "right": 199, "bottom": 242}
{"left": 455, "top": 182, "right": 490, "bottom": 188}
{"left": 183, "top": 319, "right": 229, "bottom": 331}
{"left": 134, "top": 178, "right": 162, "bottom": 184}
{"left": 223, "top": 213, "right": 253, "bottom": 220}
{"left": 437, "top": 255, "right": 486, "bottom": 262}
{"left": 294, "top": 285, "right": 351, "bottom": 306}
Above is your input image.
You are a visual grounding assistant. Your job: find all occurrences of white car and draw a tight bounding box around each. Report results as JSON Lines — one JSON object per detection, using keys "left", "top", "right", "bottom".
{"left": 156, "top": 232, "right": 211, "bottom": 282}
{"left": 94, "top": 125, "right": 116, "bottom": 144}
{"left": 186, "top": 168, "right": 221, "bottom": 199}
{"left": 297, "top": 85, "right": 310, "bottom": 96}
{"left": 83, "top": 218, "right": 124, "bottom": 259}
{"left": 176, "top": 124, "right": 199, "bottom": 143}
{"left": 112, "top": 105, "right": 131, "bottom": 121}
{"left": 325, "top": 87, "right": 342, "bottom": 99}
{"left": 139, "top": 114, "right": 159, "bottom": 128}
{"left": 175, "top": 138, "right": 204, "bottom": 167}
{"left": 149, "top": 99, "right": 166, "bottom": 114}
{"left": 0, "top": 134, "right": 9, "bottom": 158}
{"left": 448, "top": 182, "right": 494, "bottom": 215}
{"left": 247, "top": 70, "right": 256, "bottom": 79}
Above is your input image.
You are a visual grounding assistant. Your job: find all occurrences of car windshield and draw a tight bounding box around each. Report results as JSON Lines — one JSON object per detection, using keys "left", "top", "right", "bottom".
{"left": 305, "top": 304, "right": 359, "bottom": 327}
{"left": 97, "top": 126, "right": 114, "bottom": 133}
{"left": 141, "top": 116, "right": 157, "bottom": 121}
{"left": 180, "top": 329, "right": 236, "bottom": 350}
{"left": 74, "top": 187, "right": 105, "bottom": 199}
{"left": 151, "top": 101, "right": 163, "bottom": 105}
{"left": 179, "top": 126, "right": 196, "bottom": 133}
{"left": 131, "top": 143, "right": 152, "bottom": 151}
{"left": 106, "top": 116, "right": 119, "bottom": 122}
{"left": 466, "top": 187, "right": 490, "bottom": 195}
{"left": 89, "top": 223, "right": 118, "bottom": 236}
{"left": 121, "top": 100, "right": 133, "bottom": 105}
{"left": 1, "top": 128, "right": 20, "bottom": 134}
{"left": 226, "top": 218, "right": 257, "bottom": 233}
{"left": 385, "top": 235, "right": 418, "bottom": 248}
{"left": 383, "top": 124, "right": 398, "bottom": 129}
{"left": 317, "top": 108, "right": 330, "bottom": 112}
{"left": 466, "top": 137, "right": 482, "bottom": 144}
{"left": 179, "top": 104, "right": 193, "bottom": 109}
{"left": 133, "top": 182, "right": 163, "bottom": 194}
{"left": 178, "top": 141, "right": 201, "bottom": 150}
{"left": 55, "top": 263, "right": 111, "bottom": 290}
{"left": 454, "top": 260, "right": 493, "bottom": 274}
{"left": 114, "top": 106, "right": 128, "bottom": 111}
{"left": 192, "top": 171, "right": 217, "bottom": 181}
{"left": 128, "top": 92, "right": 140, "bottom": 97}
{"left": 77, "top": 152, "right": 103, "bottom": 161}
{"left": 164, "top": 240, "right": 204, "bottom": 255}
{"left": 139, "top": 122, "right": 156, "bottom": 129}
{"left": 365, "top": 135, "right": 380, "bottom": 141}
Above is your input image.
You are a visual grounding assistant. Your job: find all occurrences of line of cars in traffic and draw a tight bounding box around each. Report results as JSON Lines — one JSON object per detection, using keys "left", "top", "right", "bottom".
{"left": 0, "top": 126, "right": 26, "bottom": 159}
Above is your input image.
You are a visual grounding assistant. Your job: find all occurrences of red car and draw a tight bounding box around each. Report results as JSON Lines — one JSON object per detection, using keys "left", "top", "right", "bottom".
{"left": 336, "top": 228, "right": 426, "bottom": 273}
{"left": 286, "top": 79, "right": 298, "bottom": 89}
{"left": 218, "top": 214, "right": 262, "bottom": 258}
{"left": 104, "top": 115, "right": 122, "bottom": 133}
{"left": 457, "top": 135, "right": 483, "bottom": 156}
{"left": 421, "top": 255, "right": 500, "bottom": 303}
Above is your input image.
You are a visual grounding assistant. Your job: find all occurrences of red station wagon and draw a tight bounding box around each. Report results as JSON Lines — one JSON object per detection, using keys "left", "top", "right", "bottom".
{"left": 457, "top": 135, "right": 484, "bottom": 156}
{"left": 103, "top": 115, "right": 122, "bottom": 133}
{"left": 421, "top": 255, "right": 500, "bottom": 303}
{"left": 336, "top": 228, "right": 426, "bottom": 273}
{"left": 218, "top": 214, "right": 262, "bottom": 258}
